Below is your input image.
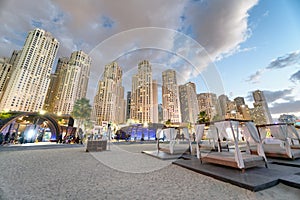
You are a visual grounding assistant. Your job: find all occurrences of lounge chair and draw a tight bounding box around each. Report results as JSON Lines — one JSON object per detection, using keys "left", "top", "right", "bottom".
{"left": 195, "top": 119, "right": 268, "bottom": 172}
{"left": 253, "top": 124, "right": 300, "bottom": 160}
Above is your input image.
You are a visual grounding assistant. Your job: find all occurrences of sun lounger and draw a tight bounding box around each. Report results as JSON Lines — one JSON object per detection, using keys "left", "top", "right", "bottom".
{"left": 195, "top": 119, "right": 268, "bottom": 172}
{"left": 254, "top": 123, "right": 300, "bottom": 160}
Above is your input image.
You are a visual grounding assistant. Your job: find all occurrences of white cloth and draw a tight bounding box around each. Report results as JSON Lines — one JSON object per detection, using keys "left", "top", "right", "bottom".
{"left": 245, "top": 122, "right": 267, "bottom": 162}
{"left": 195, "top": 124, "right": 205, "bottom": 159}
{"left": 229, "top": 121, "right": 245, "bottom": 169}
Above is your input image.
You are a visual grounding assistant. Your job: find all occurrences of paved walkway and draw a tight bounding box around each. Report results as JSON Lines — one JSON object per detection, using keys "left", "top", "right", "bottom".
{"left": 0, "top": 143, "right": 299, "bottom": 200}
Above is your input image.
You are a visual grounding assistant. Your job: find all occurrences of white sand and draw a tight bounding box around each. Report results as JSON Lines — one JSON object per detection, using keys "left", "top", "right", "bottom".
{"left": 0, "top": 143, "right": 299, "bottom": 200}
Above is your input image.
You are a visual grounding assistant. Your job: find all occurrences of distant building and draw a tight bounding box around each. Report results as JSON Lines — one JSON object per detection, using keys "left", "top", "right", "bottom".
{"left": 278, "top": 114, "right": 298, "bottom": 123}
{"left": 44, "top": 50, "right": 91, "bottom": 115}
{"left": 130, "top": 60, "right": 156, "bottom": 123}
{"left": 251, "top": 90, "right": 273, "bottom": 125}
{"left": 0, "top": 58, "right": 12, "bottom": 101}
{"left": 179, "top": 82, "right": 199, "bottom": 123}
{"left": 162, "top": 69, "right": 181, "bottom": 123}
{"left": 126, "top": 91, "right": 131, "bottom": 121}
{"left": 158, "top": 103, "right": 163, "bottom": 123}
{"left": 0, "top": 28, "right": 59, "bottom": 112}
{"left": 197, "top": 93, "right": 220, "bottom": 121}
{"left": 234, "top": 97, "right": 251, "bottom": 120}
{"left": 93, "top": 62, "right": 125, "bottom": 125}
{"left": 218, "top": 94, "right": 229, "bottom": 118}
{"left": 152, "top": 80, "right": 159, "bottom": 123}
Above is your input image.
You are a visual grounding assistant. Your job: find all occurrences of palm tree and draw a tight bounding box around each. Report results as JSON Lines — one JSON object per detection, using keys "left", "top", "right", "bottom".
{"left": 165, "top": 119, "right": 172, "bottom": 127}
{"left": 197, "top": 111, "right": 209, "bottom": 123}
{"left": 71, "top": 98, "right": 92, "bottom": 141}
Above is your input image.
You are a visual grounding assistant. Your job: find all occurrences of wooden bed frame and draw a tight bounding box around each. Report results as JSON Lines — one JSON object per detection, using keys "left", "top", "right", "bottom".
{"left": 201, "top": 152, "right": 266, "bottom": 172}
{"left": 251, "top": 144, "right": 300, "bottom": 160}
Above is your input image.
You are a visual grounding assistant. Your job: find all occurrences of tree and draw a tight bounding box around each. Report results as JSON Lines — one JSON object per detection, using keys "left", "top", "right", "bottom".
{"left": 165, "top": 119, "right": 172, "bottom": 127}
{"left": 71, "top": 98, "right": 92, "bottom": 140}
{"left": 197, "top": 111, "right": 209, "bottom": 123}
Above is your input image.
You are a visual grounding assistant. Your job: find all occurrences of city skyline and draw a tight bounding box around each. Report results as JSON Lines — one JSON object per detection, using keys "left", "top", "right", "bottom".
{"left": 0, "top": 0, "right": 300, "bottom": 119}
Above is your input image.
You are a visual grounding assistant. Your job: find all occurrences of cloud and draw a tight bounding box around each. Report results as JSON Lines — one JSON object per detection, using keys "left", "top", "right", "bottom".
{"left": 270, "top": 100, "right": 300, "bottom": 115}
{"left": 266, "top": 50, "right": 300, "bottom": 69}
{"left": 290, "top": 70, "right": 300, "bottom": 83}
{"left": 246, "top": 68, "right": 265, "bottom": 83}
{"left": 246, "top": 50, "right": 300, "bottom": 83}
{"left": 0, "top": 0, "right": 258, "bottom": 101}
{"left": 262, "top": 89, "right": 294, "bottom": 103}
{"left": 246, "top": 88, "right": 294, "bottom": 103}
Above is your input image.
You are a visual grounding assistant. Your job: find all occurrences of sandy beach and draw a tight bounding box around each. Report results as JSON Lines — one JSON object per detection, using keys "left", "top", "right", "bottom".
{"left": 0, "top": 143, "right": 299, "bottom": 200}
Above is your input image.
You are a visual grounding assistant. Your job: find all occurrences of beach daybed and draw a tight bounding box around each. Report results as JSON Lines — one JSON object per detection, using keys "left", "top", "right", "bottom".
{"left": 195, "top": 119, "right": 268, "bottom": 172}
{"left": 156, "top": 127, "right": 191, "bottom": 155}
{"left": 253, "top": 123, "right": 300, "bottom": 160}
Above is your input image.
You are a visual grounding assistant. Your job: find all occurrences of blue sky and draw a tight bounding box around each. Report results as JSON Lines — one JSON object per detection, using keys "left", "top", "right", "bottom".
{"left": 216, "top": 0, "right": 300, "bottom": 117}
{"left": 0, "top": 0, "right": 299, "bottom": 118}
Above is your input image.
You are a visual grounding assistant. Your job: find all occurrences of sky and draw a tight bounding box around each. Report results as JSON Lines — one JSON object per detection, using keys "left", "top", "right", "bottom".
{"left": 0, "top": 0, "right": 300, "bottom": 119}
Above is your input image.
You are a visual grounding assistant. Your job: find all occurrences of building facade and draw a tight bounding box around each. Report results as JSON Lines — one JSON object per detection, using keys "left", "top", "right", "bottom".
{"left": 234, "top": 97, "right": 251, "bottom": 120}
{"left": 251, "top": 90, "right": 273, "bottom": 125}
{"left": 197, "top": 93, "right": 220, "bottom": 121}
{"left": 0, "top": 58, "right": 12, "bottom": 101}
{"left": 126, "top": 91, "right": 131, "bottom": 122}
{"left": 179, "top": 82, "right": 199, "bottom": 123}
{"left": 162, "top": 69, "right": 181, "bottom": 123}
{"left": 130, "top": 60, "right": 155, "bottom": 123}
{"left": 0, "top": 28, "right": 59, "bottom": 112}
{"left": 44, "top": 51, "right": 91, "bottom": 115}
{"left": 93, "top": 62, "right": 124, "bottom": 125}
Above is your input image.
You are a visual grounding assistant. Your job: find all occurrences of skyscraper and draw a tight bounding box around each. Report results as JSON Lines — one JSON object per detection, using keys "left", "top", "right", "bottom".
{"left": 234, "top": 96, "right": 251, "bottom": 120}
{"left": 218, "top": 94, "right": 229, "bottom": 118}
{"left": 251, "top": 90, "right": 273, "bottom": 124}
{"left": 152, "top": 80, "right": 159, "bottom": 123}
{"left": 179, "top": 82, "right": 199, "bottom": 123}
{"left": 197, "top": 93, "right": 220, "bottom": 121}
{"left": 126, "top": 91, "right": 131, "bottom": 121}
{"left": 0, "top": 51, "right": 23, "bottom": 101}
{"left": 130, "top": 60, "right": 155, "bottom": 123}
{"left": 93, "top": 62, "right": 124, "bottom": 125}
{"left": 44, "top": 50, "right": 91, "bottom": 115}
{"left": 0, "top": 58, "right": 12, "bottom": 101}
{"left": 0, "top": 28, "right": 59, "bottom": 112}
{"left": 162, "top": 69, "right": 181, "bottom": 123}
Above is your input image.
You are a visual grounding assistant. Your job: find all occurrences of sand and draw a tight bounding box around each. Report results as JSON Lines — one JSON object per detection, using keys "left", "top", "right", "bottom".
{"left": 0, "top": 143, "right": 299, "bottom": 200}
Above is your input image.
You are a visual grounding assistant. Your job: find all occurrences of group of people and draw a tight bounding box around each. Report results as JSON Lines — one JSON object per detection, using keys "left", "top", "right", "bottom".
{"left": 0, "top": 132, "right": 25, "bottom": 145}
{"left": 57, "top": 133, "right": 82, "bottom": 144}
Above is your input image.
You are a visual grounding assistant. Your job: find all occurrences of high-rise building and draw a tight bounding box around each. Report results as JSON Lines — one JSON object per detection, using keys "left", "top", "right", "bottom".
{"left": 44, "top": 51, "right": 91, "bottom": 115}
{"left": 218, "top": 94, "right": 229, "bottom": 118}
{"left": 93, "top": 62, "right": 124, "bottom": 125}
{"left": 152, "top": 80, "right": 159, "bottom": 123}
{"left": 69, "top": 51, "right": 91, "bottom": 100}
{"left": 0, "top": 28, "right": 59, "bottom": 112}
{"left": 179, "top": 82, "right": 199, "bottom": 123}
{"left": 251, "top": 90, "right": 273, "bottom": 124}
{"left": 126, "top": 91, "right": 131, "bottom": 121}
{"left": 115, "top": 85, "right": 126, "bottom": 124}
{"left": 44, "top": 57, "right": 68, "bottom": 113}
{"left": 197, "top": 93, "right": 220, "bottom": 121}
{"left": 162, "top": 69, "right": 181, "bottom": 123}
{"left": 234, "top": 97, "right": 251, "bottom": 120}
{"left": 130, "top": 60, "right": 155, "bottom": 123}
{"left": 0, "top": 58, "right": 12, "bottom": 101}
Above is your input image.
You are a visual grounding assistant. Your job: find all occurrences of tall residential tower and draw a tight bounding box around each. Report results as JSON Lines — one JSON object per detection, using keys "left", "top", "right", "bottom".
{"left": 0, "top": 28, "right": 59, "bottom": 112}
{"left": 130, "top": 60, "right": 157, "bottom": 123}
{"left": 44, "top": 50, "right": 91, "bottom": 115}
{"left": 179, "top": 82, "right": 199, "bottom": 123}
{"left": 162, "top": 69, "right": 181, "bottom": 123}
{"left": 93, "top": 62, "right": 125, "bottom": 125}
